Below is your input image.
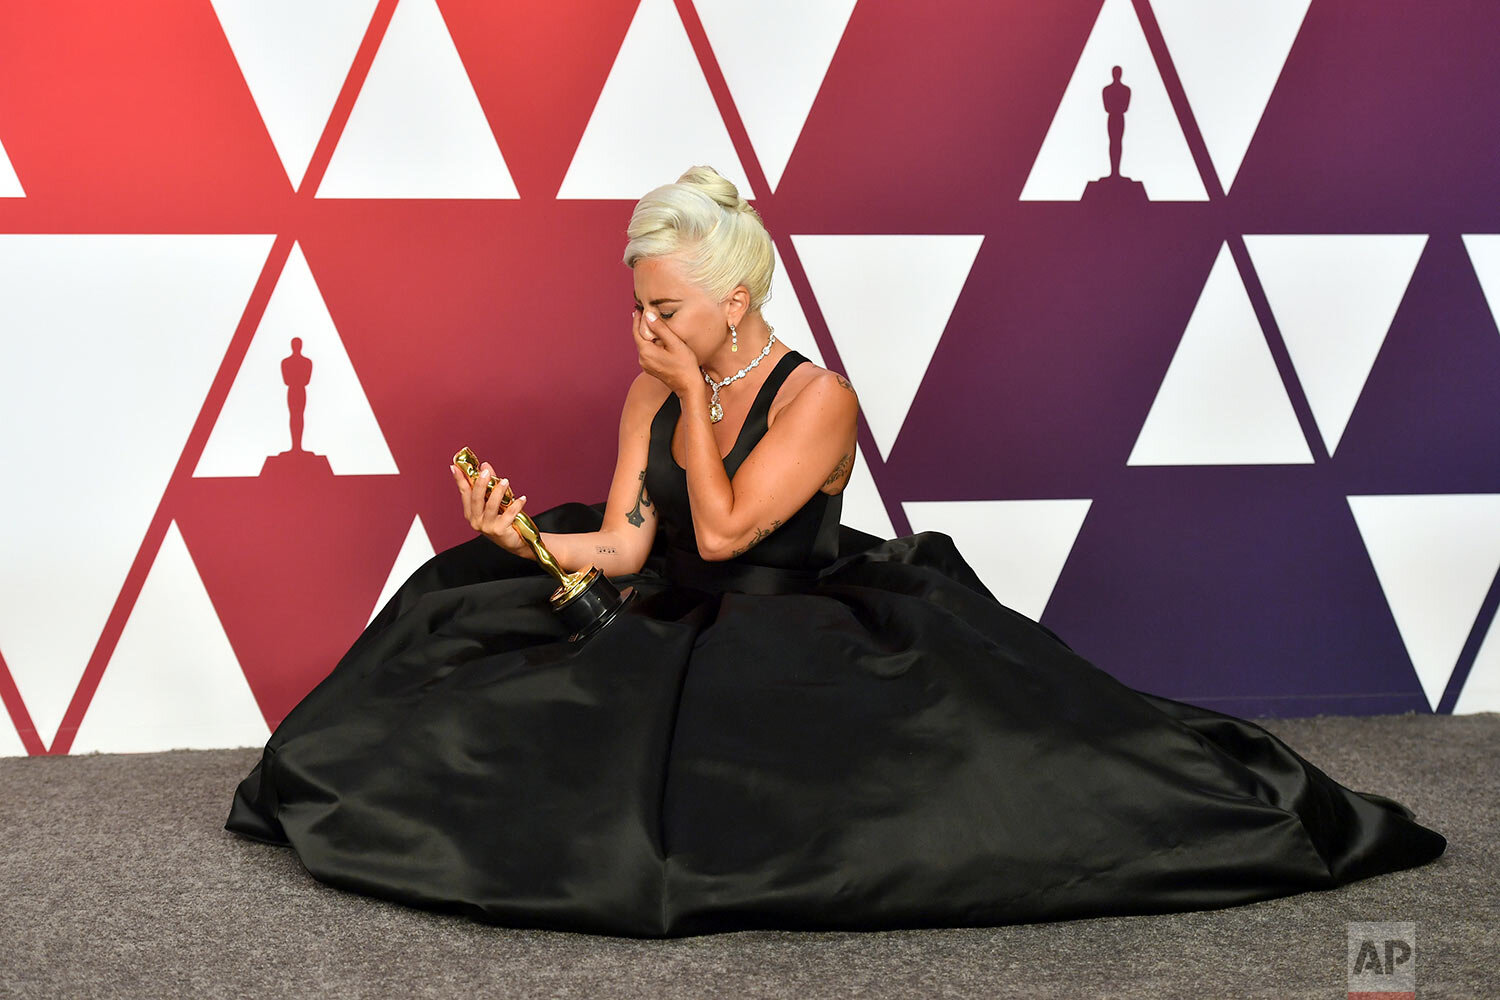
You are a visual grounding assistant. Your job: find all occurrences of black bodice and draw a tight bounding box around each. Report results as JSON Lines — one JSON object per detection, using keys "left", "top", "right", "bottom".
{"left": 643, "top": 349, "right": 843, "bottom": 591}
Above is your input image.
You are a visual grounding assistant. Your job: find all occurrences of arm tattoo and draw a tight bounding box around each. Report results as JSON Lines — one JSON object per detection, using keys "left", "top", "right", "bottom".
{"left": 823, "top": 451, "right": 852, "bottom": 488}
{"left": 821, "top": 375, "right": 856, "bottom": 489}
{"left": 626, "top": 469, "right": 653, "bottom": 527}
{"left": 596, "top": 545, "right": 617, "bottom": 555}
{"left": 729, "top": 518, "right": 784, "bottom": 558}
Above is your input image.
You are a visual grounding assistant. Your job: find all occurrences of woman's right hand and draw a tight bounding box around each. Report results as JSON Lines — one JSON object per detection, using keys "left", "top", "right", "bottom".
{"left": 451, "top": 461, "right": 533, "bottom": 559}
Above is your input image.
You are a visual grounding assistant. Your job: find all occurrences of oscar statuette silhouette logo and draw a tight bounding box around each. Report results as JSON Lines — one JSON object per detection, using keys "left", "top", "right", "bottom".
{"left": 260, "top": 337, "right": 333, "bottom": 476}
{"left": 1083, "top": 65, "right": 1148, "bottom": 204}
{"left": 452, "top": 446, "right": 638, "bottom": 643}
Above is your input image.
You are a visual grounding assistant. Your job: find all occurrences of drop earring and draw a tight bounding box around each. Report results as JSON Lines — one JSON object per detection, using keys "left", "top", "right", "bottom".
{"left": 730, "top": 323, "right": 738, "bottom": 352}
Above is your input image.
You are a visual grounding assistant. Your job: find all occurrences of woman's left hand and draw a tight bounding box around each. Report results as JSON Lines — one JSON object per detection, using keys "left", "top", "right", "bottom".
{"left": 633, "top": 307, "right": 702, "bottom": 399}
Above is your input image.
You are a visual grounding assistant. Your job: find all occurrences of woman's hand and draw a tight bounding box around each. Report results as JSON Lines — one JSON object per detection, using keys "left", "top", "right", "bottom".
{"left": 633, "top": 307, "right": 702, "bottom": 399}
{"left": 450, "top": 461, "right": 533, "bottom": 559}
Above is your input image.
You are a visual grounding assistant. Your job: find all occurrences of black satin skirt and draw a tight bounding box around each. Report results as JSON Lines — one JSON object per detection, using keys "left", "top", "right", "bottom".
{"left": 226, "top": 502, "right": 1447, "bottom": 938}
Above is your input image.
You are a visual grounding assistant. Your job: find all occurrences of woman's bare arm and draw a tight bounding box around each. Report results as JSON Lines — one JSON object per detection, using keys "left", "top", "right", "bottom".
{"left": 527, "top": 372, "right": 662, "bottom": 577}
{"left": 677, "top": 369, "right": 858, "bottom": 561}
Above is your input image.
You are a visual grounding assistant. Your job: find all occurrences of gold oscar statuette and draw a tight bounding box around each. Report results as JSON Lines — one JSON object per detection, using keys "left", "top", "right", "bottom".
{"left": 453, "top": 446, "right": 637, "bottom": 642}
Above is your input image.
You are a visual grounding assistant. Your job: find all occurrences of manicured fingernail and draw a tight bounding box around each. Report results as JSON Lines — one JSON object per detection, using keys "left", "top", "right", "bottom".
{"left": 646, "top": 311, "right": 656, "bottom": 321}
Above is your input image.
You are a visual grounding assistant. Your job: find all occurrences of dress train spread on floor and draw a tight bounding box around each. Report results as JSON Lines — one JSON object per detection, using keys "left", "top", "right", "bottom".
{"left": 227, "top": 350, "right": 1446, "bottom": 937}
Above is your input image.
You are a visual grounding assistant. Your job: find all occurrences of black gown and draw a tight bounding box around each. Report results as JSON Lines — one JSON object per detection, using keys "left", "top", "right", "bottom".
{"left": 226, "top": 349, "right": 1447, "bottom": 938}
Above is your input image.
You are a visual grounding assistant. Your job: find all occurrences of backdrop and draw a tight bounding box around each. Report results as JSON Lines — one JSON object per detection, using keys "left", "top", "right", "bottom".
{"left": 2, "top": 0, "right": 1498, "bottom": 756}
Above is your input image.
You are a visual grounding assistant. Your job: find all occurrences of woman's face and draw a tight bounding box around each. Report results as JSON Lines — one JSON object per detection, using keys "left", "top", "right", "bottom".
{"left": 632, "top": 254, "right": 740, "bottom": 361}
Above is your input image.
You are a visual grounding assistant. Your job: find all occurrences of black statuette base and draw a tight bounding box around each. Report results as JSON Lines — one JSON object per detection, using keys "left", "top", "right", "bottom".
{"left": 554, "top": 573, "right": 638, "bottom": 643}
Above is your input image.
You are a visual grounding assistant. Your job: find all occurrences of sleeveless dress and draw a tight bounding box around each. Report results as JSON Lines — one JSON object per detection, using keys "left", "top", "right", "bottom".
{"left": 226, "top": 348, "right": 1446, "bottom": 938}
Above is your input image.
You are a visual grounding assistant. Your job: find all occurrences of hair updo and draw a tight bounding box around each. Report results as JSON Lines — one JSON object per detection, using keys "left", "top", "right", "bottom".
{"left": 622, "top": 165, "right": 775, "bottom": 313}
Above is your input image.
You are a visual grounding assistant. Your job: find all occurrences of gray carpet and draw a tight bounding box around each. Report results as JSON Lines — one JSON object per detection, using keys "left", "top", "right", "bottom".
{"left": 2, "top": 712, "right": 1494, "bottom": 999}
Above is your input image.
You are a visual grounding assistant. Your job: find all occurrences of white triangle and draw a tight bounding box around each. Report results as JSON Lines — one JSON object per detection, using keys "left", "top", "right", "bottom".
{"left": 694, "top": 0, "right": 857, "bottom": 191}
{"left": 1020, "top": 0, "right": 1206, "bottom": 202}
{"left": 792, "top": 233, "right": 983, "bottom": 461}
{"left": 1128, "top": 242, "right": 1312, "bottom": 465}
{"left": 1150, "top": 0, "right": 1312, "bottom": 193}
{"left": 1454, "top": 611, "right": 1500, "bottom": 714}
{"left": 367, "top": 514, "right": 437, "bottom": 626}
{"left": 210, "top": 0, "right": 380, "bottom": 191}
{"left": 0, "top": 234, "right": 275, "bottom": 747}
{"left": 557, "top": 0, "right": 754, "bottom": 199}
{"left": 902, "top": 499, "right": 1093, "bottom": 621}
{"left": 71, "top": 522, "right": 271, "bottom": 753}
{"left": 1462, "top": 234, "right": 1500, "bottom": 337}
{"left": 195, "top": 241, "right": 399, "bottom": 476}
{"left": 317, "top": 0, "right": 518, "bottom": 198}
{"left": 1347, "top": 494, "right": 1500, "bottom": 711}
{"left": 1245, "top": 234, "right": 1426, "bottom": 455}
{"left": 0, "top": 134, "right": 23, "bottom": 197}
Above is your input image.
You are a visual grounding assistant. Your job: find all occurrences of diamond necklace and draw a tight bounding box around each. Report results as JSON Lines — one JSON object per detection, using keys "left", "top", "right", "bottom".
{"left": 701, "top": 326, "right": 777, "bottom": 423}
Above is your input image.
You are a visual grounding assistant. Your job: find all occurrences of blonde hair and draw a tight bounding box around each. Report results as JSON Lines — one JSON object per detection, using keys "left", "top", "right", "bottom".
{"left": 622, "top": 165, "right": 775, "bottom": 313}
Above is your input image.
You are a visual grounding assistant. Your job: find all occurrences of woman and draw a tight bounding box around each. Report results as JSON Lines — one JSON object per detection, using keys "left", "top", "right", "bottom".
{"left": 227, "top": 166, "right": 1446, "bottom": 938}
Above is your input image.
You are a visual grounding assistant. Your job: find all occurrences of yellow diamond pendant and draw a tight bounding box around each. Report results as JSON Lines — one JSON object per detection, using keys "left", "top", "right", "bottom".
{"left": 708, "top": 401, "right": 724, "bottom": 423}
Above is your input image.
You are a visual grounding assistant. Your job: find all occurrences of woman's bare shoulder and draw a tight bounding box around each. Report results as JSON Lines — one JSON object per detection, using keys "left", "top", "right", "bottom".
{"left": 629, "top": 370, "right": 672, "bottom": 404}
{"left": 771, "top": 359, "right": 857, "bottom": 422}
{"left": 620, "top": 371, "right": 673, "bottom": 428}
